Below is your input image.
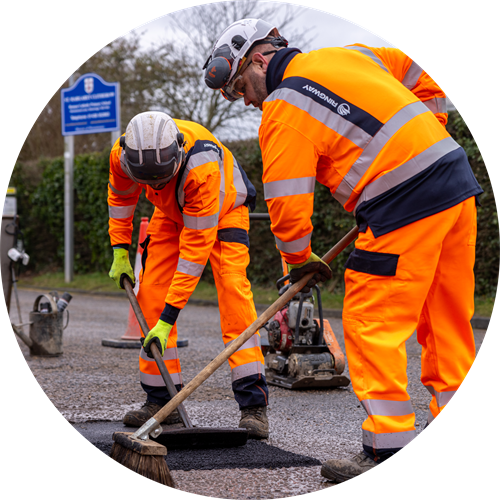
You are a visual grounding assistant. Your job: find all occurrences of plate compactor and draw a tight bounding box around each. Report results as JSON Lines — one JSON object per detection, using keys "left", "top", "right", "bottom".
{"left": 262, "top": 273, "right": 350, "bottom": 390}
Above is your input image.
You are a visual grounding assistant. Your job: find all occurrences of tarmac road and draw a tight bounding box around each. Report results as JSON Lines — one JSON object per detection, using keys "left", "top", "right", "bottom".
{"left": 11, "top": 287, "right": 487, "bottom": 498}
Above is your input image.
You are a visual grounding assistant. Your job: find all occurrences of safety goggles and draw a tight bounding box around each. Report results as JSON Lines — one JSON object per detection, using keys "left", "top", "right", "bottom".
{"left": 221, "top": 74, "right": 246, "bottom": 102}
{"left": 220, "top": 48, "right": 279, "bottom": 102}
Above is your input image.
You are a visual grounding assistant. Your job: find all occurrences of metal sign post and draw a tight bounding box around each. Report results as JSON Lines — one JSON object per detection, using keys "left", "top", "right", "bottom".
{"left": 61, "top": 73, "right": 120, "bottom": 283}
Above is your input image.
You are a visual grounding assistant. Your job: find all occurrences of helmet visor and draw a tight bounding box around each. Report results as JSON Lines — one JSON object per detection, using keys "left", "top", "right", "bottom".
{"left": 122, "top": 142, "right": 183, "bottom": 185}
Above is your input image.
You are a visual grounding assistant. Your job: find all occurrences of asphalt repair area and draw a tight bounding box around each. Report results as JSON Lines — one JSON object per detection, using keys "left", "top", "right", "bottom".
{"left": 12, "top": 287, "right": 487, "bottom": 498}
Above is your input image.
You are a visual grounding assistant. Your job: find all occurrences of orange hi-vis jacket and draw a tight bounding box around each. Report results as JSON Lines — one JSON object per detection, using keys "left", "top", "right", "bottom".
{"left": 108, "top": 119, "right": 255, "bottom": 311}
{"left": 260, "top": 45, "right": 482, "bottom": 265}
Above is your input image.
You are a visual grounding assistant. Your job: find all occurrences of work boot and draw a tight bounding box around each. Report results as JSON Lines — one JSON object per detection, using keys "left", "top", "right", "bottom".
{"left": 239, "top": 405, "right": 269, "bottom": 439}
{"left": 321, "top": 452, "right": 378, "bottom": 482}
{"left": 123, "top": 400, "right": 182, "bottom": 427}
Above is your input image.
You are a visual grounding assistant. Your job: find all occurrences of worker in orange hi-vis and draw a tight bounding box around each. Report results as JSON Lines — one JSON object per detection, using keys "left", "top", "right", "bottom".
{"left": 108, "top": 111, "right": 269, "bottom": 439}
{"left": 204, "top": 19, "right": 483, "bottom": 479}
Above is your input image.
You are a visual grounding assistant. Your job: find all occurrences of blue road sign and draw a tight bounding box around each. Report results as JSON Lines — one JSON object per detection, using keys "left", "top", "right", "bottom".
{"left": 61, "top": 73, "right": 120, "bottom": 136}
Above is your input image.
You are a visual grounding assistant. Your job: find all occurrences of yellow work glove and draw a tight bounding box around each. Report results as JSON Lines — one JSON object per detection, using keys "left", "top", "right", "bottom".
{"left": 109, "top": 247, "right": 135, "bottom": 289}
{"left": 288, "top": 252, "right": 332, "bottom": 293}
{"left": 142, "top": 319, "right": 173, "bottom": 358}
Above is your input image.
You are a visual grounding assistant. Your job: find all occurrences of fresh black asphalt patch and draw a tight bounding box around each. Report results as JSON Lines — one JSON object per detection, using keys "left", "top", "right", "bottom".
{"left": 73, "top": 421, "right": 321, "bottom": 471}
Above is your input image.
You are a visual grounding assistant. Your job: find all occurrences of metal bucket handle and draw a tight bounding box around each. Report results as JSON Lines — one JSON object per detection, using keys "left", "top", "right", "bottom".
{"left": 32, "top": 294, "right": 70, "bottom": 330}
{"left": 32, "top": 294, "right": 58, "bottom": 314}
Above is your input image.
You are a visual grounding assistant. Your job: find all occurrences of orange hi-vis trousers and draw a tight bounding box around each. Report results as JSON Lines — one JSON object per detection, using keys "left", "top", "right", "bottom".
{"left": 342, "top": 196, "right": 477, "bottom": 461}
{"left": 136, "top": 206, "right": 268, "bottom": 409}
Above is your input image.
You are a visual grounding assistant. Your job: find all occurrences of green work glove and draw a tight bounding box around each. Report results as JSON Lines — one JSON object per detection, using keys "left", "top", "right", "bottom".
{"left": 288, "top": 252, "right": 332, "bottom": 293}
{"left": 109, "top": 247, "right": 135, "bottom": 289}
{"left": 142, "top": 319, "right": 173, "bottom": 358}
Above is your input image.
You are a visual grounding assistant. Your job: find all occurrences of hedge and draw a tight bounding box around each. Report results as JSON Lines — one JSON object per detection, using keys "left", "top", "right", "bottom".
{"left": 10, "top": 110, "right": 499, "bottom": 296}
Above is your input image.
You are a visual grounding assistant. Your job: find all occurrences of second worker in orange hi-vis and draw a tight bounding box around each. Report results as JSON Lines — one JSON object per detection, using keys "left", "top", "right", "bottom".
{"left": 204, "top": 19, "right": 483, "bottom": 477}
{"left": 108, "top": 111, "right": 269, "bottom": 439}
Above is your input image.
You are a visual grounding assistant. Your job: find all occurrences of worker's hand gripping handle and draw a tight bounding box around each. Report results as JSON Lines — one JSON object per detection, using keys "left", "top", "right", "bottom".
{"left": 147, "top": 226, "right": 359, "bottom": 427}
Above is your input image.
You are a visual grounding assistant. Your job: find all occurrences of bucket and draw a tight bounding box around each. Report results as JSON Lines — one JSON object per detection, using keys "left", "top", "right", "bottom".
{"left": 28, "top": 294, "right": 68, "bottom": 356}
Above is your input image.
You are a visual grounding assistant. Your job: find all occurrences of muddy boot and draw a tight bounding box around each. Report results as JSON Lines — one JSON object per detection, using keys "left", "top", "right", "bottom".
{"left": 239, "top": 405, "right": 269, "bottom": 439}
{"left": 321, "top": 451, "right": 378, "bottom": 482}
{"left": 123, "top": 400, "right": 182, "bottom": 427}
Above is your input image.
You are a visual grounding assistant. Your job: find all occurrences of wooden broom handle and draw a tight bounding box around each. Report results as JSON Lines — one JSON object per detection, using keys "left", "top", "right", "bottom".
{"left": 123, "top": 278, "right": 193, "bottom": 428}
{"left": 151, "top": 226, "right": 359, "bottom": 424}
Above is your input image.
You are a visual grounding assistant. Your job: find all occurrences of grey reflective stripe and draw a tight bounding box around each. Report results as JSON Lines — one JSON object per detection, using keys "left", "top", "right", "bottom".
{"left": 177, "top": 148, "right": 225, "bottom": 211}
{"left": 264, "top": 176, "right": 316, "bottom": 200}
{"left": 354, "top": 136, "right": 460, "bottom": 213}
{"left": 232, "top": 158, "right": 248, "bottom": 209}
{"left": 344, "top": 45, "right": 389, "bottom": 73}
{"left": 425, "top": 385, "right": 456, "bottom": 407}
{"left": 401, "top": 61, "right": 423, "bottom": 89}
{"left": 177, "top": 257, "right": 205, "bottom": 278}
{"left": 108, "top": 181, "right": 139, "bottom": 196}
{"left": 266, "top": 87, "right": 373, "bottom": 150}
{"left": 225, "top": 333, "right": 262, "bottom": 352}
{"left": 140, "top": 346, "right": 179, "bottom": 362}
{"left": 141, "top": 371, "right": 182, "bottom": 387}
{"left": 335, "top": 100, "right": 430, "bottom": 206}
{"left": 108, "top": 204, "right": 136, "bottom": 219}
{"left": 231, "top": 360, "right": 265, "bottom": 383}
{"left": 275, "top": 231, "right": 312, "bottom": 254}
{"left": 423, "top": 97, "right": 447, "bottom": 114}
{"left": 363, "top": 428, "right": 417, "bottom": 450}
{"left": 140, "top": 344, "right": 183, "bottom": 388}
{"left": 183, "top": 213, "right": 219, "bottom": 230}
{"left": 361, "top": 399, "right": 414, "bottom": 417}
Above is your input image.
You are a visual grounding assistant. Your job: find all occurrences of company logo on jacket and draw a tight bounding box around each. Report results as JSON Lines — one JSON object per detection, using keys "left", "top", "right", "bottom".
{"left": 302, "top": 84, "right": 350, "bottom": 116}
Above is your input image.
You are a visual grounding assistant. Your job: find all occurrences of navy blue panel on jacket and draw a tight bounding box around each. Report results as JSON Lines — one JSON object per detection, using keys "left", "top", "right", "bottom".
{"left": 355, "top": 147, "right": 483, "bottom": 237}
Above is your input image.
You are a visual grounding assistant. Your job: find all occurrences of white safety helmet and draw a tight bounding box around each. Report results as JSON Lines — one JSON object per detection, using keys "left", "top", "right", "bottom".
{"left": 203, "top": 18, "right": 288, "bottom": 101}
{"left": 120, "top": 111, "right": 186, "bottom": 185}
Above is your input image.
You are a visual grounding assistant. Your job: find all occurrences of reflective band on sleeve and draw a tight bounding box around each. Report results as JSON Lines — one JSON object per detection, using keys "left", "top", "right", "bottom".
{"left": 423, "top": 97, "right": 447, "bottom": 115}
{"left": 108, "top": 182, "right": 139, "bottom": 196}
{"left": 361, "top": 399, "right": 414, "bottom": 417}
{"left": 177, "top": 145, "right": 225, "bottom": 210}
{"left": 427, "top": 409, "right": 435, "bottom": 425}
{"left": 264, "top": 176, "right": 316, "bottom": 200}
{"left": 177, "top": 257, "right": 205, "bottom": 277}
{"left": 354, "top": 137, "right": 460, "bottom": 213}
{"left": 334, "top": 100, "right": 430, "bottom": 206}
{"left": 275, "top": 231, "right": 312, "bottom": 254}
{"left": 108, "top": 204, "right": 136, "bottom": 219}
{"left": 182, "top": 212, "right": 219, "bottom": 230}
{"left": 344, "top": 45, "right": 389, "bottom": 72}
{"left": 363, "top": 428, "right": 417, "bottom": 450}
{"left": 231, "top": 360, "right": 265, "bottom": 383}
{"left": 401, "top": 61, "right": 423, "bottom": 89}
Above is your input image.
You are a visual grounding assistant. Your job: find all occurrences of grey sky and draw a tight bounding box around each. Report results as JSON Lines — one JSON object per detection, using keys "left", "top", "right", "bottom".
{"left": 133, "top": 3, "right": 392, "bottom": 50}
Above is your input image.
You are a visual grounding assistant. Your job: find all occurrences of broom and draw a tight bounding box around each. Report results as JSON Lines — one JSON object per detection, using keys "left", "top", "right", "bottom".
{"left": 110, "top": 226, "right": 359, "bottom": 486}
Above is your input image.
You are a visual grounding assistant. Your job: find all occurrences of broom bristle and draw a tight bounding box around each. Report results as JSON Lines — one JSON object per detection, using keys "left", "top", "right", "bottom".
{"left": 110, "top": 442, "right": 175, "bottom": 487}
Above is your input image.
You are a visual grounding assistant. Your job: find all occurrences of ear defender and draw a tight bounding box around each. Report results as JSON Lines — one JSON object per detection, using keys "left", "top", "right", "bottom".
{"left": 204, "top": 57, "right": 232, "bottom": 89}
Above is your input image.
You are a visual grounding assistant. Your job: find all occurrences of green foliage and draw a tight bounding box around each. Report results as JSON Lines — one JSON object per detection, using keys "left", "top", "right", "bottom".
{"left": 446, "top": 111, "right": 499, "bottom": 296}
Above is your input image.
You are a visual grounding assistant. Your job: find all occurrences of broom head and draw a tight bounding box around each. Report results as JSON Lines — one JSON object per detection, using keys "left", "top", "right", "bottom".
{"left": 110, "top": 432, "right": 175, "bottom": 487}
